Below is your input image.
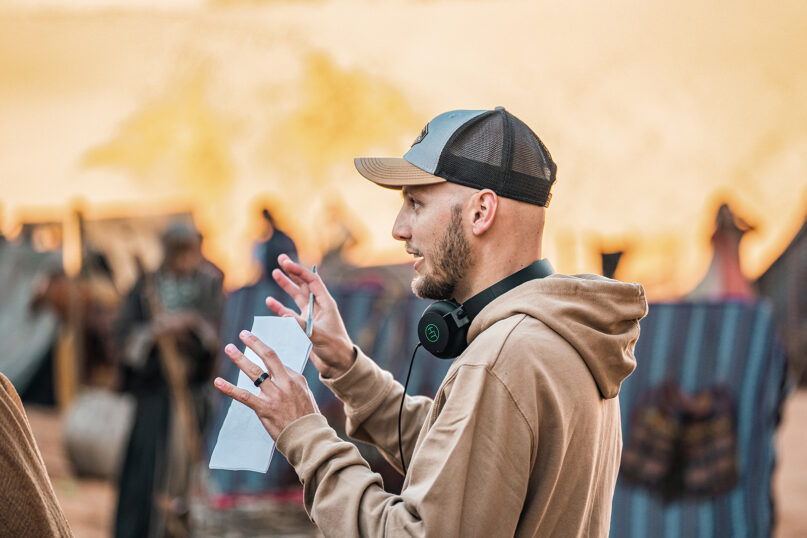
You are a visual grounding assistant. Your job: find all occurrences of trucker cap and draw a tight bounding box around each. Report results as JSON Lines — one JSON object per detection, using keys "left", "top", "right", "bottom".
{"left": 355, "top": 107, "right": 557, "bottom": 207}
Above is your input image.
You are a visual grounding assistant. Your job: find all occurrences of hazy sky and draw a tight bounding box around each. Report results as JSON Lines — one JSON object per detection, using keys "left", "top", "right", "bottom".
{"left": 1, "top": 0, "right": 806, "bottom": 296}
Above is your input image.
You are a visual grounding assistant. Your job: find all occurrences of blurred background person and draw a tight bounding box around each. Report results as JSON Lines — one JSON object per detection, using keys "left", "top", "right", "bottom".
{"left": 252, "top": 207, "right": 298, "bottom": 278}
{"left": 113, "top": 222, "right": 223, "bottom": 538}
{"left": 30, "top": 211, "right": 122, "bottom": 393}
{"left": 206, "top": 206, "right": 303, "bottom": 500}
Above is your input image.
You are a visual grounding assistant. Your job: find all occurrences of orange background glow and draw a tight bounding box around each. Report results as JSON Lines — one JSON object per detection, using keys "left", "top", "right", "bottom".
{"left": 2, "top": 0, "right": 806, "bottom": 298}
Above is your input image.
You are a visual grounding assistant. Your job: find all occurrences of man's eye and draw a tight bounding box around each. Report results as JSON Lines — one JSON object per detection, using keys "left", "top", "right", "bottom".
{"left": 409, "top": 198, "right": 421, "bottom": 209}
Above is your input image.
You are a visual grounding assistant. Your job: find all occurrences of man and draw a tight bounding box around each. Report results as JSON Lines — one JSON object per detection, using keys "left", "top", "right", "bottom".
{"left": 115, "top": 223, "right": 223, "bottom": 538}
{"left": 215, "top": 108, "right": 648, "bottom": 536}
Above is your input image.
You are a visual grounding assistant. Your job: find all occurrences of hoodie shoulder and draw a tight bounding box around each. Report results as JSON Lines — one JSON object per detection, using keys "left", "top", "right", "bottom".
{"left": 467, "top": 274, "right": 648, "bottom": 399}
{"left": 455, "top": 314, "right": 526, "bottom": 370}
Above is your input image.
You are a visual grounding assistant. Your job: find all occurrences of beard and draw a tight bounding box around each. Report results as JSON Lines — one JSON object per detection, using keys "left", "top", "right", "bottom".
{"left": 411, "top": 205, "right": 472, "bottom": 300}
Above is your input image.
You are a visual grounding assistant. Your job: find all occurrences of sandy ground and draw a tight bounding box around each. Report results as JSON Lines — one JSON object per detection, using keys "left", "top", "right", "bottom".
{"left": 27, "top": 406, "right": 116, "bottom": 538}
{"left": 26, "top": 390, "right": 807, "bottom": 537}
{"left": 773, "top": 389, "right": 807, "bottom": 538}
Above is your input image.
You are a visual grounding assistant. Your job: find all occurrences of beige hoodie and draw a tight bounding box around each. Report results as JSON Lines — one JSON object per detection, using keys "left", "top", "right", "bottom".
{"left": 277, "top": 274, "right": 648, "bottom": 537}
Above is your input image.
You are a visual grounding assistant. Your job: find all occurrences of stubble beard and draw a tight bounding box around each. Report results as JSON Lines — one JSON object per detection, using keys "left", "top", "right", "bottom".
{"left": 411, "top": 205, "right": 472, "bottom": 300}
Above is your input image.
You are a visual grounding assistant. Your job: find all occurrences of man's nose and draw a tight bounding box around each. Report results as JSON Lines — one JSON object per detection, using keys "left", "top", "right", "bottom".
{"left": 391, "top": 207, "right": 410, "bottom": 242}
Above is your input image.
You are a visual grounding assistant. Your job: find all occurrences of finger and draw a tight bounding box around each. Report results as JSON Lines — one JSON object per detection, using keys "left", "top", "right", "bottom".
{"left": 265, "top": 297, "right": 308, "bottom": 329}
{"left": 265, "top": 296, "right": 298, "bottom": 317}
{"left": 272, "top": 267, "right": 303, "bottom": 294}
{"left": 278, "top": 256, "right": 330, "bottom": 299}
{"left": 271, "top": 269, "right": 308, "bottom": 310}
{"left": 240, "top": 330, "right": 289, "bottom": 383}
{"left": 213, "top": 377, "right": 260, "bottom": 410}
{"left": 279, "top": 264, "right": 308, "bottom": 288}
{"left": 277, "top": 254, "right": 324, "bottom": 294}
{"left": 224, "top": 343, "right": 266, "bottom": 383}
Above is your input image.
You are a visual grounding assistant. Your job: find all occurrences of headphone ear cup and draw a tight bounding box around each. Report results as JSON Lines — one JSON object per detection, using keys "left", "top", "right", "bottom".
{"left": 440, "top": 323, "right": 470, "bottom": 359}
{"left": 418, "top": 302, "right": 452, "bottom": 356}
{"left": 418, "top": 301, "right": 469, "bottom": 359}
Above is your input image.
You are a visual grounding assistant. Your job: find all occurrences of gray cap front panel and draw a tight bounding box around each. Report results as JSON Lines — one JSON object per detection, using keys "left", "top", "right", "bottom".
{"left": 403, "top": 109, "right": 487, "bottom": 174}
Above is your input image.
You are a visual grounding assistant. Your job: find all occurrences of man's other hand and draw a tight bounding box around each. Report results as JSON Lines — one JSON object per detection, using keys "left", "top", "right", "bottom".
{"left": 265, "top": 254, "right": 356, "bottom": 379}
{"left": 213, "top": 331, "right": 319, "bottom": 440}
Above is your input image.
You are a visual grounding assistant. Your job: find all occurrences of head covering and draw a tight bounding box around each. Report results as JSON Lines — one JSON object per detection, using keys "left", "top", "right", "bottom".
{"left": 355, "top": 107, "right": 557, "bottom": 207}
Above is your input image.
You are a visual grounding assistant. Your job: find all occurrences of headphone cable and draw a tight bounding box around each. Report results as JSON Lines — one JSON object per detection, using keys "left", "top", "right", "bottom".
{"left": 398, "top": 343, "right": 422, "bottom": 476}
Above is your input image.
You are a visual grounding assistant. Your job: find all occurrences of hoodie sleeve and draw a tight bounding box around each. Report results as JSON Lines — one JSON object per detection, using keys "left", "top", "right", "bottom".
{"left": 0, "top": 375, "right": 73, "bottom": 537}
{"left": 320, "top": 347, "right": 433, "bottom": 471}
{"left": 276, "top": 363, "right": 533, "bottom": 537}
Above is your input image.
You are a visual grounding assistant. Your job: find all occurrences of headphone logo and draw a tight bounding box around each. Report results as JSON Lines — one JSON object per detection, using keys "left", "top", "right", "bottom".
{"left": 424, "top": 323, "right": 440, "bottom": 343}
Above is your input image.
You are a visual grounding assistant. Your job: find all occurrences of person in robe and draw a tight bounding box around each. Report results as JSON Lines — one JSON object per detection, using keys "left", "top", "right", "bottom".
{"left": 206, "top": 207, "right": 301, "bottom": 497}
{"left": 113, "top": 222, "right": 223, "bottom": 538}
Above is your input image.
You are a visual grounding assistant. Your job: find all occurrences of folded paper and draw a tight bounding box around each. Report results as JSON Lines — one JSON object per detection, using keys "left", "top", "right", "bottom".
{"left": 209, "top": 316, "right": 312, "bottom": 473}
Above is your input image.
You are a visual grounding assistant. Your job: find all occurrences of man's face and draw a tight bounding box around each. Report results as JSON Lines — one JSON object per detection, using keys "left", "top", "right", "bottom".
{"left": 392, "top": 184, "right": 472, "bottom": 300}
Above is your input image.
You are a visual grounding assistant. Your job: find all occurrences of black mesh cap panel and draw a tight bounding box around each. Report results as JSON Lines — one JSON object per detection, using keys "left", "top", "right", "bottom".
{"left": 434, "top": 108, "right": 556, "bottom": 207}
{"left": 445, "top": 111, "right": 504, "bottom": 168}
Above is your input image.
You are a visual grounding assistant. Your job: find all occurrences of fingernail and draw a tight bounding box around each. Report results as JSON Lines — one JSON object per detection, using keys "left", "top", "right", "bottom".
{"left": 214, "top": 378, "right": 224, "bottom": 388}
{"left": 225, "top": 344, "right": 237, "bottom": 355}
{"left": 240, "top": 330, "right": 251, "bottom": 339}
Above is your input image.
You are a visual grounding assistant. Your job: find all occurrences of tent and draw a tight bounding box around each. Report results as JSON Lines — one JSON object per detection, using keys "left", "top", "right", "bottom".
{"left": 0, "top": 239, "right": 61, "bottom": 395}
{"left": 756, "top": 214, "right": 807, "bottom": 385}
{"left": 610, "top": 300, "right": 787, "bottom": 536}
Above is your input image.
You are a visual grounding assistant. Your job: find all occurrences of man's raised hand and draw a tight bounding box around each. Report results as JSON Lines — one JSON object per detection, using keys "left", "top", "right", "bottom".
{"left": 213, "top": 331, "right": 320, "bottom": 440}
{"left": 266, "top": 254, "right": 356, "bottom": 379}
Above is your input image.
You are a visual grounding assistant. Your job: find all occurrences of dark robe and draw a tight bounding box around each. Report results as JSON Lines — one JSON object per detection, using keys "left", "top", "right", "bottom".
{"left": 256, "top": 228, "right": 298, "bottom": 277}
{"left": 205, "top": 230, "right": 299, "bottom": 495}
{"left": 113, "top": 268, "right": 222, "bottom": 538}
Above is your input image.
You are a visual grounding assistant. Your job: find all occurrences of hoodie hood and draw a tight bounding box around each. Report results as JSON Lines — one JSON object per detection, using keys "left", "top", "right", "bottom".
{"left": 467, "top": 273, "right": 648, "bottom": 399}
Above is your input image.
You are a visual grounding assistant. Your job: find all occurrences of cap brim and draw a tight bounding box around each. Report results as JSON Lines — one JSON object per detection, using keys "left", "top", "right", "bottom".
{"left": 354, "top": 157, "right": 446, "bottom": 189}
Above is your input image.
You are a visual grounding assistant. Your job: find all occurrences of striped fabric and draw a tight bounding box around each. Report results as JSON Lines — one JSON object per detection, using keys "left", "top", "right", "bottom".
{"left": 610, "top": 301, "right": 788, "bottom": 538}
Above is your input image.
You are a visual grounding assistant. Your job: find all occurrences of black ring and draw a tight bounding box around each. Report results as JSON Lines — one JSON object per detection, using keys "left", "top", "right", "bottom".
{"left": 254, "top": 372, "right": 269, "bottom": 387}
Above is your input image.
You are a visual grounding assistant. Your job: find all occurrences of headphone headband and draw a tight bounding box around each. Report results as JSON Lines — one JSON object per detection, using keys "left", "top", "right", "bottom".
{"left": 462, "top": 258, "right": 554, "bottom": 321}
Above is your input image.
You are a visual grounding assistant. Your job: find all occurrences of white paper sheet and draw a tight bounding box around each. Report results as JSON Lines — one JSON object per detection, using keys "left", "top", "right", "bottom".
{"left": 209, "top": 316, "right": 312, "bottom": 473}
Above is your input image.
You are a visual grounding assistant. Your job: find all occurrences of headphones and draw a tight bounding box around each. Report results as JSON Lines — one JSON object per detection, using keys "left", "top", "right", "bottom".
{"left": 416, "top": 259, "right": 554, "bottom": 359}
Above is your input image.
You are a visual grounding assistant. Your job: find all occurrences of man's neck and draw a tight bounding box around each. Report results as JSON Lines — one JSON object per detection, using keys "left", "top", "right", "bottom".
{"left": 454, "top": 248, "right": 542, "bottom": 304}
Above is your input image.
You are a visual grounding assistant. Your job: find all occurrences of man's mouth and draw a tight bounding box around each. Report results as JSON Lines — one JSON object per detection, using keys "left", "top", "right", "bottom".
{"left": 407, "top": 247, "right": 424, "bottom": 270}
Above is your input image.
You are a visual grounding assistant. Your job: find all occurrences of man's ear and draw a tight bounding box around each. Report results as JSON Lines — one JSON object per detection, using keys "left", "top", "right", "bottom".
{"left": 469, "top": 189, "right": 498, "bottom": 236}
